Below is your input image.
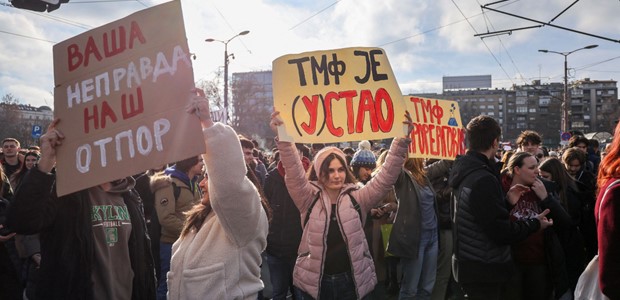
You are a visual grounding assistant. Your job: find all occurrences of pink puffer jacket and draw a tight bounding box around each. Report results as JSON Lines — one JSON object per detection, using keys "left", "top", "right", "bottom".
{"left": 277, "top": 137, "right": 409, "bottom": 299}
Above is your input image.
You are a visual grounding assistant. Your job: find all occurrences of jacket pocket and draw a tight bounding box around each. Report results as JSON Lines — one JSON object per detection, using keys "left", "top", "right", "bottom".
{"left": 181, "top": 262, "right": 228, "bottom": 300}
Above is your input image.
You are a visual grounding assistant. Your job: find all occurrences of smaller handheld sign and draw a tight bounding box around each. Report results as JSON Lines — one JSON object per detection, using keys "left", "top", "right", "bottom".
{"left": 404, "top": 96, "right": 466, "bottom": 160}
{"left": 272, "top": 47, "right": 406, "bottom": 143}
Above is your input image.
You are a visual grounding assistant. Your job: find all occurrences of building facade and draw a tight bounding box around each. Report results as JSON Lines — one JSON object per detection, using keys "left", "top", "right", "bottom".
{"left": 0, "top": 103, "right": 54, "bottom": 147}
{"left": 413, "top": 76, "right": 618, "bottom": 147}
{"left": 570, "top": 78, "right": 618, "bottom": 133}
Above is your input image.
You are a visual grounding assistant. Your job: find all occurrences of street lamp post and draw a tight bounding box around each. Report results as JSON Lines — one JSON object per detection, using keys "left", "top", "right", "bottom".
{"left": 538, "top": 44, "right": 598, "bottom": 133}
{"left": 205, "top": 30, "right": 250, "bottom": 123}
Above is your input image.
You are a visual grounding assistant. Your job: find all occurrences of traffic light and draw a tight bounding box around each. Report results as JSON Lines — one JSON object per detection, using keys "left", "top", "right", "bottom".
{"left": 10, "top": 0, "right": 70, "bottom": 12}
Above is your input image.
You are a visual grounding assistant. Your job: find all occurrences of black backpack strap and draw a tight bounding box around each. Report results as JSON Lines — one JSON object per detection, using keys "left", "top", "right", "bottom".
{"left": 171, "top": 181, "right": 181, "bottom": 201}
{"left": 303, "top": 192, "right": 321, "bottom": 227}
{"left": 348, "top": 192, "right": 363, "bottom": 222}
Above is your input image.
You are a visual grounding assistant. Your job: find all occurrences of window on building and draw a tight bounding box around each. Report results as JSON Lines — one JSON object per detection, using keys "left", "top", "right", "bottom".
{"left": 529, "top": 108, "right": 536, "bottom": 113}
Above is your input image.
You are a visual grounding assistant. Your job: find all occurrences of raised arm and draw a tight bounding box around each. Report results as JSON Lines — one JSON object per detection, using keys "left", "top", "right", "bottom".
{"left": 270, "top": 111, "right": 316, "bottom": 213}
{"left": 187, "top": 89, "right": 265, "bottom": 246}
{"left": 353, "top": 111, "right": 414, "bottom": 212}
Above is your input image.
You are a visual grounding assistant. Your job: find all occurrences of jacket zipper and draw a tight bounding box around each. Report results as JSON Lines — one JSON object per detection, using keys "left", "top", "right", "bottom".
{"left": 335, "top": 195, "right": 360, "bottom": 299}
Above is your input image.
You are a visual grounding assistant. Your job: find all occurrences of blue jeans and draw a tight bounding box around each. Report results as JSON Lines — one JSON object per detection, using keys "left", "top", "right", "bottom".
{"left": 265, "top": 253, "right": 301, "bottom": 300}
{"left": 157, "top": 242, "right": 172, "bottom": 300}
{"left": 298, "top": 272, "right": 369, "bottom": 300}
{"left": 399, "top": 229, "right": 438, "bottom": 300}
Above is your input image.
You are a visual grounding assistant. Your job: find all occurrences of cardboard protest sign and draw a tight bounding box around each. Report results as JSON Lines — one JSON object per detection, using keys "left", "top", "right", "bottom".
{"left": 272, "top": 47, "right": 406, "bottom": 143}
{"left": 52, "top": 1, "right": 205, "bottom": 196}
{"left": 404, "top": 96, "right": 466, "bottom": 160}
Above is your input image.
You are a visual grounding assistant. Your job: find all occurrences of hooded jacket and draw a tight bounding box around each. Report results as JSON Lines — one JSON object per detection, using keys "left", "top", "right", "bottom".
{"left": 448, "top": 151, "right": 540, "bottom": 284}
{"left": 167, "top": 123, "right": 268, "bottom": 300}
{"left": 277, "top": 137, "right": 409, "bottom": 299}
{"left": 150, "top": 169, "right": 200, "bottom": 244}
{"left": 7, "top": 170, "right": 156, "bottom": 300}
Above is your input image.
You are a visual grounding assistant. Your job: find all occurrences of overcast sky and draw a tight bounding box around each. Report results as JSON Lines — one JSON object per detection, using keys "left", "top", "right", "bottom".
{"left": 1, "top": 0, "right": 619, "bottom": 108}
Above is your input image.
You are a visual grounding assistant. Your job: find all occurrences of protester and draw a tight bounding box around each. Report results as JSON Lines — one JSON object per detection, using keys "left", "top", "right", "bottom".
{"left": 594, "top": 120, "right": 620, "bottom": 299}
{"left": 587, "top": 139, "right": 601, "bottom": 176}
{"left": 8, "top": 150, "right": 41, "bottom": 299}
{"left": 350, "top": 147, "right": 377, "bottom": 185}
{"left": 151, "top": 156, "right": 203, "bottom": 300}
{"left": 425, "top": 159, "right": 455, "bottom": 300}
{"left": 369, "top": 151, "right": 399, "bottom": 295}
{"left": 132, "top": 166, "right": 166, "bottom": 283}
{"left": 9, "top": 150, "right": 39, "bottom": 189}
{"left": 166, "top": 89, "right": 268, "bottom": 300}
{"left": 241, "top": 137, "right": 268, "bottom": 186}
{"left": 1, "top": 138, "right": 21, "bottom": 178}
{"left": 7, "top": 119, "right": 156, "bottom": 300}
{"left": 269, "top": 110, "right": 413, "bottom": 299}
{"left": 0, "top": 166, "right": 20, "bottom": 300}
{"left": 500, "top": 152, "right": 571, "bottom": 299}
{"left": 539, "top": 157, "right": 586, "bottom": 291}
{"left": 562, "top": 147, "right": 598, "bottom": 261}
{"left": 449, "top": 115, "right": 553, "bottom": 300}
{"left": 384, "top": 156, "right": 438, "bottom": 300}
{"left": 516, "top": 130, "right": 542, "bottom": 155}
{"left": 263, "top": 143, "right": 310, "bottom": 300}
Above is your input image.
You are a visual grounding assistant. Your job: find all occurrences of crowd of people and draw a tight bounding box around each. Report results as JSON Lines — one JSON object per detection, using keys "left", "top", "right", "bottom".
{"left": 0, "top": 91, "right": 618, "bottom": 300}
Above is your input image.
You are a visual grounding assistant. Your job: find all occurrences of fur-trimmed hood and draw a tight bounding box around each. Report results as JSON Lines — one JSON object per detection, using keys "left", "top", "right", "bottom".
{"left": 149, "top": 172, "right": 173, "bottom": 193}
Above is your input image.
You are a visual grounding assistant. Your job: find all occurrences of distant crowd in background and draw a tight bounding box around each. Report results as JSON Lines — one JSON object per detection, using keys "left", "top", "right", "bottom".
{"left": 1, "top": 107, "right": 619, "bottom": 300}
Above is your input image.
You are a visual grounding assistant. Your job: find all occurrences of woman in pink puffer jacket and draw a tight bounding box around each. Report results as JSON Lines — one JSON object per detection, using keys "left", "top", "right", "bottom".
{"left": 269, "top": 111, "right": 413, "bottom": 299}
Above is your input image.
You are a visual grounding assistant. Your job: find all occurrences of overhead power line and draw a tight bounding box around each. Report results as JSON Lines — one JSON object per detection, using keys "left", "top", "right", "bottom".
{"left": 451, "top": 0, "right": 516, "bottom": 87}
{"left": 0, "top": 28, "right": 55, "bottom": 43}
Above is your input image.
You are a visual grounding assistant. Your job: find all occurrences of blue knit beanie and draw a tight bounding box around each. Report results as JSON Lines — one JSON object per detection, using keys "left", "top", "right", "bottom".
{"left": 350, "top": 149, "right": 376, "bottom": 169}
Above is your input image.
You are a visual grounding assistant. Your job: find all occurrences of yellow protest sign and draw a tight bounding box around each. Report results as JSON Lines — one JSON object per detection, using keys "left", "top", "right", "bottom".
{"left": 272, "top": 47, "right": 406, "bottom": 143}
{"left": 404, "top": 96, "right": 466, "bottom": 160}
{"left": 52, "top": 1, "right": 205, "bottom": 196}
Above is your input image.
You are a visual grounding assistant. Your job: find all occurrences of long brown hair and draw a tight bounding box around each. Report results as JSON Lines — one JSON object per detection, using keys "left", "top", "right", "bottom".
{"left": 404, "top": 157, "right": 427, "bottom": 186}
{"left": 539, "top": 157, "right": 578, "bottom": 209}
{"left": 372, "top": 152, "right": 427, "bottom": 186}
{"left": 598, "top": 121, "right": 620, "bottom": 191}
{"left": 179, "top": 164, "right": 272, "bottom": 239}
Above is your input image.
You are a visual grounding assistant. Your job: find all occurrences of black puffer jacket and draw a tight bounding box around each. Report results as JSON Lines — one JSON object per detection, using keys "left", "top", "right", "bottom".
{"left": 7, "top": 167, "right": 156, "bottom": 300}
{"left": 264, "top": 166, "right": 302, "bottom": 259}
{"left": 448, "top": 151, "right": 540, "bottom": 284}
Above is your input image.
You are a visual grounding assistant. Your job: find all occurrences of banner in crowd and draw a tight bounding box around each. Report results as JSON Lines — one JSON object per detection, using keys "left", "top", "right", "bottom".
{"left": 404, "top": 96, "right": 466, "bottom": 160}
{"left": 52, "top": 1, "right": 204, "bottom": 196}
{"left": 272, "top": 47, "right": 407, "bottom": 143}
